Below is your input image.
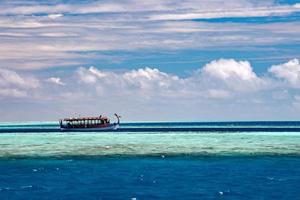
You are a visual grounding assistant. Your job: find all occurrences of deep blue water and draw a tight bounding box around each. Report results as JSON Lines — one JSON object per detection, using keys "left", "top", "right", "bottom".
{"left": 0, "top": 156, "right": 300, "bottom": 200}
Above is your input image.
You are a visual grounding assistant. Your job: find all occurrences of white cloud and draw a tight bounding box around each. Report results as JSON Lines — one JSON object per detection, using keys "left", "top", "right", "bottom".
{"left": 202, "top": 59, "right": 257, "bottom": 81}
{"left": 199, "top": 59, "right": 266, "bottom": 92}
{"left": 0, "top": 68, "right": 39, "bottom": 89}
{"left": 89, "top": 66, "right": 108, "bottom": 78}
{"left": 77, "top": 67, "right": 98, "bottom": 84}
{"left": 46, "top": 77, "right": 65, "bottom": 86}
{"left": 42, "top": 59, "right": 292, "bottom": 121}
{"left": 48, "top": 14, "right": 63, "bottom": 19}
{"left": 76, "top": 66, "right": 183, "bottom": 98}
{"left": 2, "top": 58, "right": 300, "bottom": 120}
{"left": 75, "top": 59, "right": 268, "bottom": 99}
{"left": 269, "top": 59, "right": 300, "bottom": 86}
{"left": 123, "top": 67, "right": 180, "bottom": 90}
{"left": 0, "top": 58, "right": 292, "bottom": 102}
{"left": 76, "top": 66, "right": 114, "bottom": 85}
{"left": 0, "top": 68, "right": 39, "bottom": 98}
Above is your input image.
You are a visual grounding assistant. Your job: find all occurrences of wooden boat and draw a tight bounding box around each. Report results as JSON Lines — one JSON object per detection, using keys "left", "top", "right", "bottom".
{"left": 59, "top": 113, "right": 120, "bottom": 131}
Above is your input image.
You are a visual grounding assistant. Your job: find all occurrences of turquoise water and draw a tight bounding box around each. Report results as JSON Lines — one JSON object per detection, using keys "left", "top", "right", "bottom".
{"left": 0, "top": 122, "right": 300, "bottom": 199}
{"left": 0, "top": 132, "right": 300, "bottom": 158}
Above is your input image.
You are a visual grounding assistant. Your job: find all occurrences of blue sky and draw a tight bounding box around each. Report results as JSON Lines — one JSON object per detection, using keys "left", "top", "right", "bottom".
{"left": 0, "top": 0, "right": 300, "bottom": 121}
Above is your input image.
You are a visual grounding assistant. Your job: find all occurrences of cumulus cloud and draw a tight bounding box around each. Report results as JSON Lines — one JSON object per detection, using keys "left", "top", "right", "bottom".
{"left": 0, "top": 68, "right": 39, "bottom": 98}
{"left": 2, "top": 58, "right": 300, "bottom": 120}
{"left": 33, "top": 59, "right": 292, "bottom": 121}
{"left": 123, "top": 67, "right": 181, "bottom": 90}
{"left": 75, "top": 59, "right": 270, "bottom": 100}
{"left": 0, "top": 68, "right": 39, "bottom": 89}
{"left": 202, "top": 59, "right": 257, "bottom": 81}
{"left": 269, "top": 59, "right": 300, "bottom": 86}
{"left": 76, "top": 66, "right": 183, "bottom": 98}
{"left": 77, "top": 67, "right": 103, "bottom": 84}
{"left": 46, "top": 77, "right": 65, "bottom": 86}
{"left": 4, "top": 58, "right": 298, "bottom": 101}
{"left": 199, "top": 59, "right": 266, "bottom": 92}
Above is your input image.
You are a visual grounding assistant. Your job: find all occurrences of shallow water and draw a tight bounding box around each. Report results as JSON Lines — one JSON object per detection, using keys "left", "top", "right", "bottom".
{"left": 0, "top": 132, "right": 300, "bottom": 158}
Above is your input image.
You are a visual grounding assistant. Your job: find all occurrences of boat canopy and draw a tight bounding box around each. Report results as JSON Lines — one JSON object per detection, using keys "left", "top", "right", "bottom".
{"left": 63, "top": 116, "right": 109, "bottom": 122}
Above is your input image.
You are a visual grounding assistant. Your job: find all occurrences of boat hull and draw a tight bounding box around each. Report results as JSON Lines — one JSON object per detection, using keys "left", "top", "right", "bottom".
{"left": 60, "top": 124, "right": 119, "bottom": 132}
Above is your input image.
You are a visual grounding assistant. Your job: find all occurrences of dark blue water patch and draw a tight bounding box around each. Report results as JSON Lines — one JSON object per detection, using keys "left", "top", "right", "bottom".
{"left": 0, "top": 156, "right": 299, "bottom": 199}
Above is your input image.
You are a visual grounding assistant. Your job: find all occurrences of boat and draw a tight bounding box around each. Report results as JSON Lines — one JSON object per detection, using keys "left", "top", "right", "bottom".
{"left": 59, "top": 113, "right": 120, "bottom": 131}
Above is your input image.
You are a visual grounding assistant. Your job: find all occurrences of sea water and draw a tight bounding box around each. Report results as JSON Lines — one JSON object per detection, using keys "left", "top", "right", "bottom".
{"left": 0, "top": 122, "right": 300, "bottom": 199}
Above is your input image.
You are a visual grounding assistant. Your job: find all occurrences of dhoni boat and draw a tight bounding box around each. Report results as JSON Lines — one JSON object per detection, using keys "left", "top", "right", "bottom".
{"left": 59, "top": 113, "right": 120, "bottom": 131}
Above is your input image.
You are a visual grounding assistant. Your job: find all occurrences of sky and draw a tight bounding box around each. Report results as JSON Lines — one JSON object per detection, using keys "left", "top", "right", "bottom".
{"left": 0, "top": 0, "right": 300, "bottom": 121}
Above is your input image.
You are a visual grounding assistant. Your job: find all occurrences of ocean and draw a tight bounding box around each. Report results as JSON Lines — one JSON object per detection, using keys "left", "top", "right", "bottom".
{"left": 0, "top": 122, "right": 300, "bottom": 199}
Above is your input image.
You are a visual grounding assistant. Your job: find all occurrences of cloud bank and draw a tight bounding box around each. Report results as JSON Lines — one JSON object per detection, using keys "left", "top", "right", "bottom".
{"left": 2, "top": 58, "right": 299, "bottom": 99}
{"left": 1, "top": 58, "right": 298, "bottom": 120}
